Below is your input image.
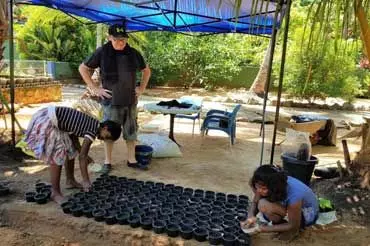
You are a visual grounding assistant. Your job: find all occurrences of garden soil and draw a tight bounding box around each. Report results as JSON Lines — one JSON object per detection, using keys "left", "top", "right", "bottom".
{"left": 0, "top": 87, "right": 369, "bottom": 246}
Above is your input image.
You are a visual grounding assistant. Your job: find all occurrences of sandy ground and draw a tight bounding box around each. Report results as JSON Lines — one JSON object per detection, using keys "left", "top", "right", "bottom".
{"left": 0, "top": 86, "right": 369, "bottom": 246}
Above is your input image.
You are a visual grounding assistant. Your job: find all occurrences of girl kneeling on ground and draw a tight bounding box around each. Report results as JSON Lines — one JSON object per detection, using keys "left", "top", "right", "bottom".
{"left": 242, "top": 165, "right": 319, "bottom": 240}
{"left": 25, "top": 106, "right": 121, "bottom": 204}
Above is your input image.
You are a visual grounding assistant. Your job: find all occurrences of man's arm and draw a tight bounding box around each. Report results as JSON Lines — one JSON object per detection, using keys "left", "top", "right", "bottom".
{"left": 79, "top": 63, "right": 111, "bottom": 99}
{"left": 136, "top": 65, "right": 151, "bottom": 97}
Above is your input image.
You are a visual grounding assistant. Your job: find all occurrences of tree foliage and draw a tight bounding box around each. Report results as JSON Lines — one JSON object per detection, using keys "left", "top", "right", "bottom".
{"left": 16, "top": 6, "right": 96, "bottom": 63}
{"left": 145, "top": 32, "right": 267, "bottom": 89}
{"left": 281, "top": 4, "right": 369, "bottom": 102}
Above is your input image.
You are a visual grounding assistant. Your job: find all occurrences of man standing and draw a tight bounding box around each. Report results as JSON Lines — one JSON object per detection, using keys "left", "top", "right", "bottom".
{"left": 79, "top": 24, "right": 151, "bottom": 174}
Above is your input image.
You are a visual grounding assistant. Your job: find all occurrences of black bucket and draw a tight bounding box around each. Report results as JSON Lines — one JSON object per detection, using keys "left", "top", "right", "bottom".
{"left": 135, "top": 145, "right": 153, "bottom": 165}
{"left": 281, "top": 154, "right": 318, "bottom": 186}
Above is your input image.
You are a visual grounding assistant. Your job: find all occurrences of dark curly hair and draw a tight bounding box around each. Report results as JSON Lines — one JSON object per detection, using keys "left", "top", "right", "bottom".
{"left": 250, "top": 165, "right": 288, "bottom": 202}
{"left": 100, "top": 120, "right": 121, "bottom": 141}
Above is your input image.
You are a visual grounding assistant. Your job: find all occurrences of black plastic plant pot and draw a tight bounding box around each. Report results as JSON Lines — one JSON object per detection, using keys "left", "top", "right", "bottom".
{"left": 239, "top": 198, "right": 249, "bottom": 206}
{"left": 224, "top": 214, "right": 236, "bottom": 222}
{"left": 223, "top": 226, "right": 237, "bottom": 235}
{"left": 181, "top": 218, "right": 196, "bottom": 228}
{"left": 183, "top": 188, "right": 193, "bottom": 195}
{"left": 193, "top": 193, "right": 203, "bottom": 199}
{"left": 202, "top": 198, "right": 213, "bottom": 205}
{"left": 157, "top": 214, "right": 170, "bottom": 222}
{"left": 197, "top": 215, "right": 209, "bottom": 223}
{"left": 166, "top": 223, "right": 180, "bottom": 237}
{"left": 216, "top": 192, "right": 226, "bottom": 198}
{"left": 41, "top": 188, "right": 52, "bottom": 199}
{"left": 185, "top": 213, "right": 197, "bottom": 221}
{"left": 160, "top": 208, "right": 172, "bottom": 216}
{"left": 210, "top": 218, "right": 224, "bottom": 226}
{"left": 237, "top": 215, "right": 247, "bottom": 222}
{"left": 168, "top": 217, "right": 180, "bottom": 226}
{"left": 208, "top": 231, "right": 223, "bottom": 245}
{"left": 152, "top": 220, "right": 166, "bottom": 234}
{"left": 34, "top": 193, "right": 48, "bottom": 204}
{"left": 209, "top": 224, "right": 224, "bottom": 233}
{"left": 116, "top": 212, "right": 130, "bottom": 225}
{"left": 43, "top": 184, "right": 52, "bottom": 190}
{"left": 179, "top": 225, "right": 193, "bottom": 240}
{"left": 61, "top": 202, "right": 73, "bottom": 214}
{"left": 227, "top": 194, "right": 238, "bottom": 201}
{"left": 105, "top": 214, "right": 117, "bottom": 225}
{"left": 197, "top": 221, "right": 209, "bottom": 230}
{"left": 197, "top": 208, "right": 210, "bottom": 216}
{"left": 128, "top": 215, "right": 141, "bottom": 228}
{"left": 0, "top": 185, "right": 10, "bottom": 197}
{"left": 83, "top": 207, "right": 94, "bottom": 218}
{"left": 205, "top": 190, "right": 215, "bottom": 198}
{"left": 224, "top": 209, "right": 236, "bottom": 216}
{"left": 140, "top": 216, "right": 153, "bottom": 230}
{"left": 25, "top": 191, "right": 36, "bottom": 202}
{"left": 154, "top": 182, "right": 164, "bottom": 189}
{"left": 35, "top": 182, "right": 46, "bottom": 193}
{"left": 223, "top": 233, "right": 237, "bottom": 246}
{"left": 93, "top": 209, "right": 106, "bottom": 222}
{"left": 71, "top": 205, "right": 84, "bottom": 217}
{"left": 193, "top": 227, "right": 208, "bottom": 242}
{"left": 225, "top": 202, "right": 237, "bottom": 210}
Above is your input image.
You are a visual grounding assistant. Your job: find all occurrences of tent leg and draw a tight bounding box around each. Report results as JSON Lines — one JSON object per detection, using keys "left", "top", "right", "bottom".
{"left": 270, "top": 0, "right": 293, "bottom": 165}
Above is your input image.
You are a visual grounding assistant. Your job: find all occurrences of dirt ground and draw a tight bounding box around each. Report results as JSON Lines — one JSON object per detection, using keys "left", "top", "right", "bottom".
{"left": 0, "top": 87, "right": 369, "bottom": 246}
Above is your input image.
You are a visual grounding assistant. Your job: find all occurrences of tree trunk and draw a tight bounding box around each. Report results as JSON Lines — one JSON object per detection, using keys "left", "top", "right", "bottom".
{"left": 248, "top": 38, "right": 273, "bottom": 97}
{"left": 355, "top": 0, "right": 370, "bottom": 59}
{"left": 0, "top": 1, "right": 8, "bottom": 72}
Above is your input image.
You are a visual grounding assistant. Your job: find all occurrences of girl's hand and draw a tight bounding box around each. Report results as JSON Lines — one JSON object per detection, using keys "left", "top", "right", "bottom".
{"left": 240, "top": 216, "right": 257, "bottom": 228}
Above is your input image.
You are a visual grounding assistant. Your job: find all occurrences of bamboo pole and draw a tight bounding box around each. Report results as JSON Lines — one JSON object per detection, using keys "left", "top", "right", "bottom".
{"left": 355, "top": 0, "right": 370, "bottom": 58}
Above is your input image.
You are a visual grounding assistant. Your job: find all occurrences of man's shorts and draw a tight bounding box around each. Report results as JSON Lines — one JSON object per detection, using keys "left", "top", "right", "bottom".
{"left": 102, "top": 104, "right": 138, "bottom": 141}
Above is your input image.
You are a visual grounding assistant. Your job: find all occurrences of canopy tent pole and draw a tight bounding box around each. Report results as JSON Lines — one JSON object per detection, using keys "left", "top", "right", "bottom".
{"left": 8, "top": 0, "right": 16, "bottom": 146}
{"left": 270, "top": 0, "right": 292, "bottom": 164}
{"left": 259, "top": 0, "right": 282, "bottom": 166}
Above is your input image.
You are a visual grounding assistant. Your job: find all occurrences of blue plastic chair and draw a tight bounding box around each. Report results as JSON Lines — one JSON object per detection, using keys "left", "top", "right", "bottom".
{"left": 175, "top": 96, "right": 203, "bottom": 136}
{"left": 200, "top": 104, "right": 241, "bottom": 145}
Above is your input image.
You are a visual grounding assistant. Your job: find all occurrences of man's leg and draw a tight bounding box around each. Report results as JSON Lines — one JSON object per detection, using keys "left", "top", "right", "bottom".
{"left": 104, "top": 140, "right": 114, "bottom": 165}
{"left": 50, "top": 163, "right": 64, "bottom": 204}
{"left": 100, "top": 104, "right": 118, "bottom": 174}
{"left": 65, "top": 159, "right": 82, "bottom": 189}
{"left": 127, "top": 140, "right": 137, "bottom": 163}
{"left": 125, "top": 105, "right": 147, "bottom": 169}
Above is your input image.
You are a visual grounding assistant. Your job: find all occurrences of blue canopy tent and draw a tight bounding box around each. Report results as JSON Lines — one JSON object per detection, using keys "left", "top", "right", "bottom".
{"left": 16, "top": 0, "right": 285, "bottom": 36}
{"left": 7, "top": 0, "right": 291, "bottom": 164}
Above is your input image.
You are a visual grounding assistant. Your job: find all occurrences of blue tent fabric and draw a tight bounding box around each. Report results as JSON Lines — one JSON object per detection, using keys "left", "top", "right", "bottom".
{"left": 17, "top": 0, "right": 286, "bottom": 36}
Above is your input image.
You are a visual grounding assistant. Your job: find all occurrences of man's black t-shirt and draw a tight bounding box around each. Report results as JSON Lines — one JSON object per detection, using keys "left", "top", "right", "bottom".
{"left": 84, "top": 44, "right": 146, "bottom": 106}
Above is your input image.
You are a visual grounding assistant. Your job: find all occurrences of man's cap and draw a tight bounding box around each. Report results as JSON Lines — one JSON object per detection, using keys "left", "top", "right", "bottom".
{"left": 108, "top": 24, "right": 129, "bottom": 38}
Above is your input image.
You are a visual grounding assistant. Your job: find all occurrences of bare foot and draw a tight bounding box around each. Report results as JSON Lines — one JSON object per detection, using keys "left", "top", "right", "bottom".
{"left": 51, "top": 192, "right": 65, "bottom": 205}
{"left": 65, "top": 179, "right": 82, "bottom": 189}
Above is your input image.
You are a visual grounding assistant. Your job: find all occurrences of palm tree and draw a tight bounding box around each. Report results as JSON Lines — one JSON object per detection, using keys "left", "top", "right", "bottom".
{"left": 0, "top": 1, "right": 7, "bottom": 73}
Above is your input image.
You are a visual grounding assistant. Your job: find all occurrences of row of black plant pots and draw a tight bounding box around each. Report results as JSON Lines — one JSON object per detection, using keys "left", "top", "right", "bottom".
{"left": 62, "top": 175, "right": 251, "bottom": 245}
{"left": 24, "top": 182, "right": 52, "bottom": 204}
{"left": 61, "top": 201, "right": 250, "bottom": 245}
{"left": 92, "top": 175, "right": 249, "bottom": 204}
